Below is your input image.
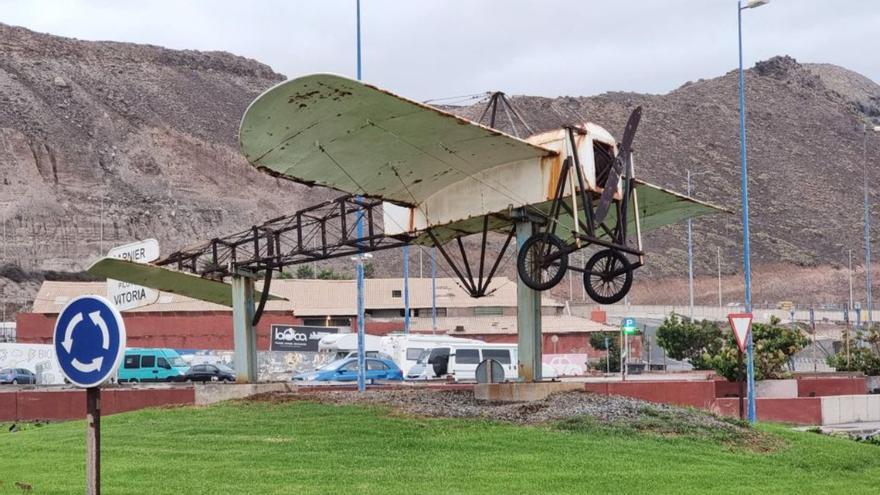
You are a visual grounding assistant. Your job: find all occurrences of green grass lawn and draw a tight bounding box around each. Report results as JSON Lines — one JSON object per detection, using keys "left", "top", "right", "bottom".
{"left": 1, "top": 400, "right": 879, "bottom": 494}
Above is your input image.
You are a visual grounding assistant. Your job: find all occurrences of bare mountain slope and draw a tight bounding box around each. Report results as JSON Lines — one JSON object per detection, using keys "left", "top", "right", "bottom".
{"left": 1, "top": 22, "right": 879, "bottom": 313}
{"left": 448, "top": 56, "right": 880, "bottom": 305}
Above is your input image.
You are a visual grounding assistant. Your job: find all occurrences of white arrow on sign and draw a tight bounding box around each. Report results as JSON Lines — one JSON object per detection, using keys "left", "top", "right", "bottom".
{"left": 72, "top": 356, "right": 103, "bottom": 373}
{"left": 728, "top": 313, "right": 753, "bottom": 353}
{"left": 62, "top": 311, "right": 111, "bottom": 372}
{"left": 107, "top": 239, "right": 160, "bottom": 311}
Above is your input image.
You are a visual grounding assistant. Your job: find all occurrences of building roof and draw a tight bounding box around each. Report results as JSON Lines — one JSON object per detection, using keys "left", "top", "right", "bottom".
{"left": 405, "top": 314, "right": 614, "bottom": 335}
{"left": 30, "top": 277, "right": 562, "bottom": 316}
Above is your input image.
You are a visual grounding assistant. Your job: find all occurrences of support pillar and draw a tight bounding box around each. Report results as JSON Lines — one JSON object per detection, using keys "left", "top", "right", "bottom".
{"left": 515, "top": 219, "right": 542, "bottom": 382}
{"left": 232, "top": 272, "right": 257, "bottom": 383}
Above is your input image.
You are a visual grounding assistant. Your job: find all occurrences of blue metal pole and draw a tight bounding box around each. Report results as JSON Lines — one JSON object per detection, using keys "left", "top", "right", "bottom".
{"left": 355, "top": 0, "right": 365, "bottom": 392}
{"left": 431, "top": 247, "right": 437, "bottom": 333}
{"left": 738, "top": 0, "right": 757, "bottom": 424}
{"left": 403, "top": 245, "right": 410, "bottom": 334}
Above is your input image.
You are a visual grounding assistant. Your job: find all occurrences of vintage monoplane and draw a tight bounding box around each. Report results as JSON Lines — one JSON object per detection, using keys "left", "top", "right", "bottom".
{"left": 90, "top": 74, "right": 724, "bottom": 308}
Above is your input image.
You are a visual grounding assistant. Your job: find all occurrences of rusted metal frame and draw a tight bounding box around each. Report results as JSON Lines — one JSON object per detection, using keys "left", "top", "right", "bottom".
{"left": 252, "top": 231, "right": 275, "bottom": 327}
{"left": 339, "top": 197, "right": 348, "bottom": 241}
{"left": 618, "top": 155, "right": 634, "bottom": 245}
{"left": 574, "top": 232, "right": 644, "bottom": 257}
{"left": 476, "top": 92, "right": 496, "bottom": 126}
{"left": 477, "top": 225, "right": 516, "bottom": 295}
{"left": 456, "top": 236, "right": 477, "bottom": 292}
{"left": 477, "top": 216, "right": 489, "bottom": 292}
{"left": 566, "top": 127, "right": 596, "bottom": 236}
{"left": 426, "top": 229, "right": 478, "bottom": 295}
{"left": 367, "top": 204, "right": 376, "bottom": 249}
{"left": 557, "top": 200, "right": 590, "bottom": 234}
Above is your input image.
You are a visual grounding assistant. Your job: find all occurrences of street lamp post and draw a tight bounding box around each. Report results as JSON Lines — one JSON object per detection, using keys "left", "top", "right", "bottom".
{"left": 738, "top": 0, "right": 768, "bottom": 424}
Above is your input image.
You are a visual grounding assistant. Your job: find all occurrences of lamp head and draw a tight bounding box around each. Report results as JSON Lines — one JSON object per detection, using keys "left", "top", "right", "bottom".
{"left": 743, "top": 0, "right": 769, "bottom": 9}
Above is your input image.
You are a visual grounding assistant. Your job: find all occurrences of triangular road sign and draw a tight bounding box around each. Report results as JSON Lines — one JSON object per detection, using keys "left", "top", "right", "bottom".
{"left": 728, "top": 313, "right": 753, "bottom": 353}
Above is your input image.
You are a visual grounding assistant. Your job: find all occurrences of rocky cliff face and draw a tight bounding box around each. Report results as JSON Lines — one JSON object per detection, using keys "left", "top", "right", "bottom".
{"left": 1, "top": 22, "right": 879, "bottom": 313}
{"left": 0, "top": 23, "right": 337, "bottom": 313}
{"left": 450, "top": 56, "right": 880, "bottom": 289}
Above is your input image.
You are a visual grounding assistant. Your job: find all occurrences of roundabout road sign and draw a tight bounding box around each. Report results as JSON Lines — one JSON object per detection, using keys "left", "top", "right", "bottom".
{"left": 53, "top": 295, "right": 126, "bottom": 388}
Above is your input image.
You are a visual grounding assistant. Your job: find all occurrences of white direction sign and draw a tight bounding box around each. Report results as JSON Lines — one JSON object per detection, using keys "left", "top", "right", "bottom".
{"left": 728, "top": 313, "right": 753, "bottom": 353}
{"left": 107, "top": 239, "right": 160, "bottom": 311}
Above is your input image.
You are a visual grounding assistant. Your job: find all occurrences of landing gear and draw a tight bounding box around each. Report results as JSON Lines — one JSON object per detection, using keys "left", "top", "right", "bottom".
{"left": 516, "top": 234, "right": 569, "bottom": 291}
{"left": 583, "top": 249, "right": 633, "bottom": 305}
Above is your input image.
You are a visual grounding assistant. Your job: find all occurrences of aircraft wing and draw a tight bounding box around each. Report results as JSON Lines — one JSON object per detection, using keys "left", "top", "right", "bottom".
{"left": 87, "top": 258, "right": 286, "bottom": 307}
{"left": 239, "top": 73, "right": 555, "bottom": 206}
{"left": 632, "top": 180, "right": 730, "bottom": 232}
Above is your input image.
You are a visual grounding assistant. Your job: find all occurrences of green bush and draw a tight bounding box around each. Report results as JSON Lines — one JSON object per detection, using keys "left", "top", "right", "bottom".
{"left": 656, "top": 314, "right": 809, "bottom": 381}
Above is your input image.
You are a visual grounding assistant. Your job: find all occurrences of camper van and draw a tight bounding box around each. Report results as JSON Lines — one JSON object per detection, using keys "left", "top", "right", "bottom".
{"left": 118, "top": 348, "right": 188, "bottom": 383}
{"left": 406, "top": 343, "right": 517, "bottom": 382}
{"left": 407, "top": 343, "right": 558, "bottom": 382}
{"left": 378, "top": 334, "right": 483, "bottom": 376}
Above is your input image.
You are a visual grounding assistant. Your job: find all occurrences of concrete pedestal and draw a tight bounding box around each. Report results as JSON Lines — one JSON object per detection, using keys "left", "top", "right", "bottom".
{"left": 474, "top": 381, "right": 582, "bottom": 402}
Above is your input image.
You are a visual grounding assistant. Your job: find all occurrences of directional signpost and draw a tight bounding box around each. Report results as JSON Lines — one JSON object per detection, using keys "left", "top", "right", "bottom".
{"left": 728, "top": 313, "right": 753, "bottom": 420}
{"left": 107, "top": 239, "right": 160, "bottom": 311}
{"left": 53, "top": 295, "right": 126, "bottom": 495}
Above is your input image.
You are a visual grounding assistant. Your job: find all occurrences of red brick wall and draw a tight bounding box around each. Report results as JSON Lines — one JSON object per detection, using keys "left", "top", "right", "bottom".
{"left": 0, "top": 388, "right": 196, "bottom": 421}
{"left": 583, "top": 380, "right": 716, "bottom": 408}
{"left": 16, "top": 311, "right": 300, "bottom": 350}
{"left": 713, "top": 397, "right": 822, "bottom": 425}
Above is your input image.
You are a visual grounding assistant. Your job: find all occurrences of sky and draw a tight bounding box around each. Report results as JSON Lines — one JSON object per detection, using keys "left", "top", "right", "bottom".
{"left": 1, "top": 0, "right": 878, "bottom": 101}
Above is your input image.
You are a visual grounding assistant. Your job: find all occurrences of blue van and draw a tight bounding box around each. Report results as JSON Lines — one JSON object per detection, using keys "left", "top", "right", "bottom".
{"left": 118, "top": 348, "right": 188, "bottom": 383}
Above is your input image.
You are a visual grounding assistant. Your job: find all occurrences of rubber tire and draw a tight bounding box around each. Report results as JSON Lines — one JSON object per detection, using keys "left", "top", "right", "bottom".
{"left": 11, "top": 379, "right": 18, "bottom": 385}
{"left": 583, "top": 249, "right": 633, "bottom": 305}
{"left": 129, "top": 379, "right": 139, "bottom": 384}
{"left": 516, "top": 234, "right": 569, "bottom": 291}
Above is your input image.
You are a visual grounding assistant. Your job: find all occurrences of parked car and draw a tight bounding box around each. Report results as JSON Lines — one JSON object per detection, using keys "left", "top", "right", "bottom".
{"left": 184, "top": 363, "right": 236, "bottom": 383}
{"left": 0, "top": 368, "right": 36, "bottom": 384}
{"left": 293, "top": 357, "right": 403, "bottom": 382}
{"left": 118, "top": 348, "right": 188, "bottom": 383}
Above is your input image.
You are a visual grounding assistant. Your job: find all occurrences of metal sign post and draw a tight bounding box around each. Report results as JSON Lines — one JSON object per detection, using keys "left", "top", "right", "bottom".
{"left": 728, "top": 313, "right": 753, "bottom": 423}
{"left": 621, "top": 318, "right": 637, "bottom": 380}
{"left": 52, "top": 295, "right": 126, "bottom": 495}
{"left": 86, "top": 387, "right": 101, "bottom": 495}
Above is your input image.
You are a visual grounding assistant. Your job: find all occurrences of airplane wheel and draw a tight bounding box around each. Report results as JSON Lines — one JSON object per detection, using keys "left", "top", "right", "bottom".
{"left": 517, "top": 234, "right": 569, "bottom": 291}
{"left": 583, "top": 249, "right": 633, "bottom": 305}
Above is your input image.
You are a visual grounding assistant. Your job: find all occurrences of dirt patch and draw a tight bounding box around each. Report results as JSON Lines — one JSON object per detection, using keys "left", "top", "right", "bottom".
{"left": 247, "top": 388, "right": 780, "bottom": 451}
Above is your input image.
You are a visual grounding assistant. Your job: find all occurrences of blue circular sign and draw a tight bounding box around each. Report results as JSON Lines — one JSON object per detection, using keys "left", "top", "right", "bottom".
{"left": 53, "top": 295, "right": 126, "bottom": 388}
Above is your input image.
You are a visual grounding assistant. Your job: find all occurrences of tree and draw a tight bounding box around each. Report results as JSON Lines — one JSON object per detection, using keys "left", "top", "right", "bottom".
{"left": 295, "top": 265, "right": 314, "bottom": 279}
{"left": 656, "top": 313, "right": 809, "bottom": 381}
{"left": 827, "top": 326, "right": 880, "bottom": 376}
{"left": 363, "top": 261, "right": 375, "bottom": 279}
{"left": 656, "top": 313, "right": 723, "bottom": 370}
{"left": 590, "top": 332, "right": 620, "bottom": 372}
{"left": 706, "top": 316, "right": 809, "bottom": 381}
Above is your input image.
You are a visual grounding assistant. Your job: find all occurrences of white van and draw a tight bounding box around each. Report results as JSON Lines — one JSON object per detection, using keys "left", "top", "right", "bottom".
{"left": 407, "top": 343, "right": 517, "bottom": 382}
{"left": 379, "top": 334, "right": 483, "bottom": 376}
{"left": 407, "top": 343, "right": 559, "bottom": 382}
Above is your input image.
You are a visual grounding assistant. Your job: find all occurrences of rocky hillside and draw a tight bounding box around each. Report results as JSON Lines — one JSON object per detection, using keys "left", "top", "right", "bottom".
{"left": 1, "top": 22, "right": 879, "bottom": 313}
{"left": 449, "top": 56, "right": 880, "bottom": 305}
{"left": 0, "top": 23, "right": 332, "bottom": 313}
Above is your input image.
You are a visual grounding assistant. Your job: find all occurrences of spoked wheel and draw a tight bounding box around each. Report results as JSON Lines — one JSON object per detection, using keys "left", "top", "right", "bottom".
{"left": 583, "top": 249, "right": 633, "bottom": 304}
{"left": 516, "top": 234, "right": 569, "bottom": 291}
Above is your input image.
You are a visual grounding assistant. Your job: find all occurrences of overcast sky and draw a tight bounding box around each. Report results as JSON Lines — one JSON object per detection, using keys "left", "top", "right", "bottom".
{"left": 2, "top": 0, "right": 877, "bottom": 101}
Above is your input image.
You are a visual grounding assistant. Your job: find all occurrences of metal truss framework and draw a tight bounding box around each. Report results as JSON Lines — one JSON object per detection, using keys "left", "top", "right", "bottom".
{"left": 157, "top": 195, "right": 518, "bottom": 306}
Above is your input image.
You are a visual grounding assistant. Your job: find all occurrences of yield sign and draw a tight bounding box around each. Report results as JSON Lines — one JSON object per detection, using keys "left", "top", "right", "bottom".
{"left": 728, "top": 313, "right": 753, "bottom": 353}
